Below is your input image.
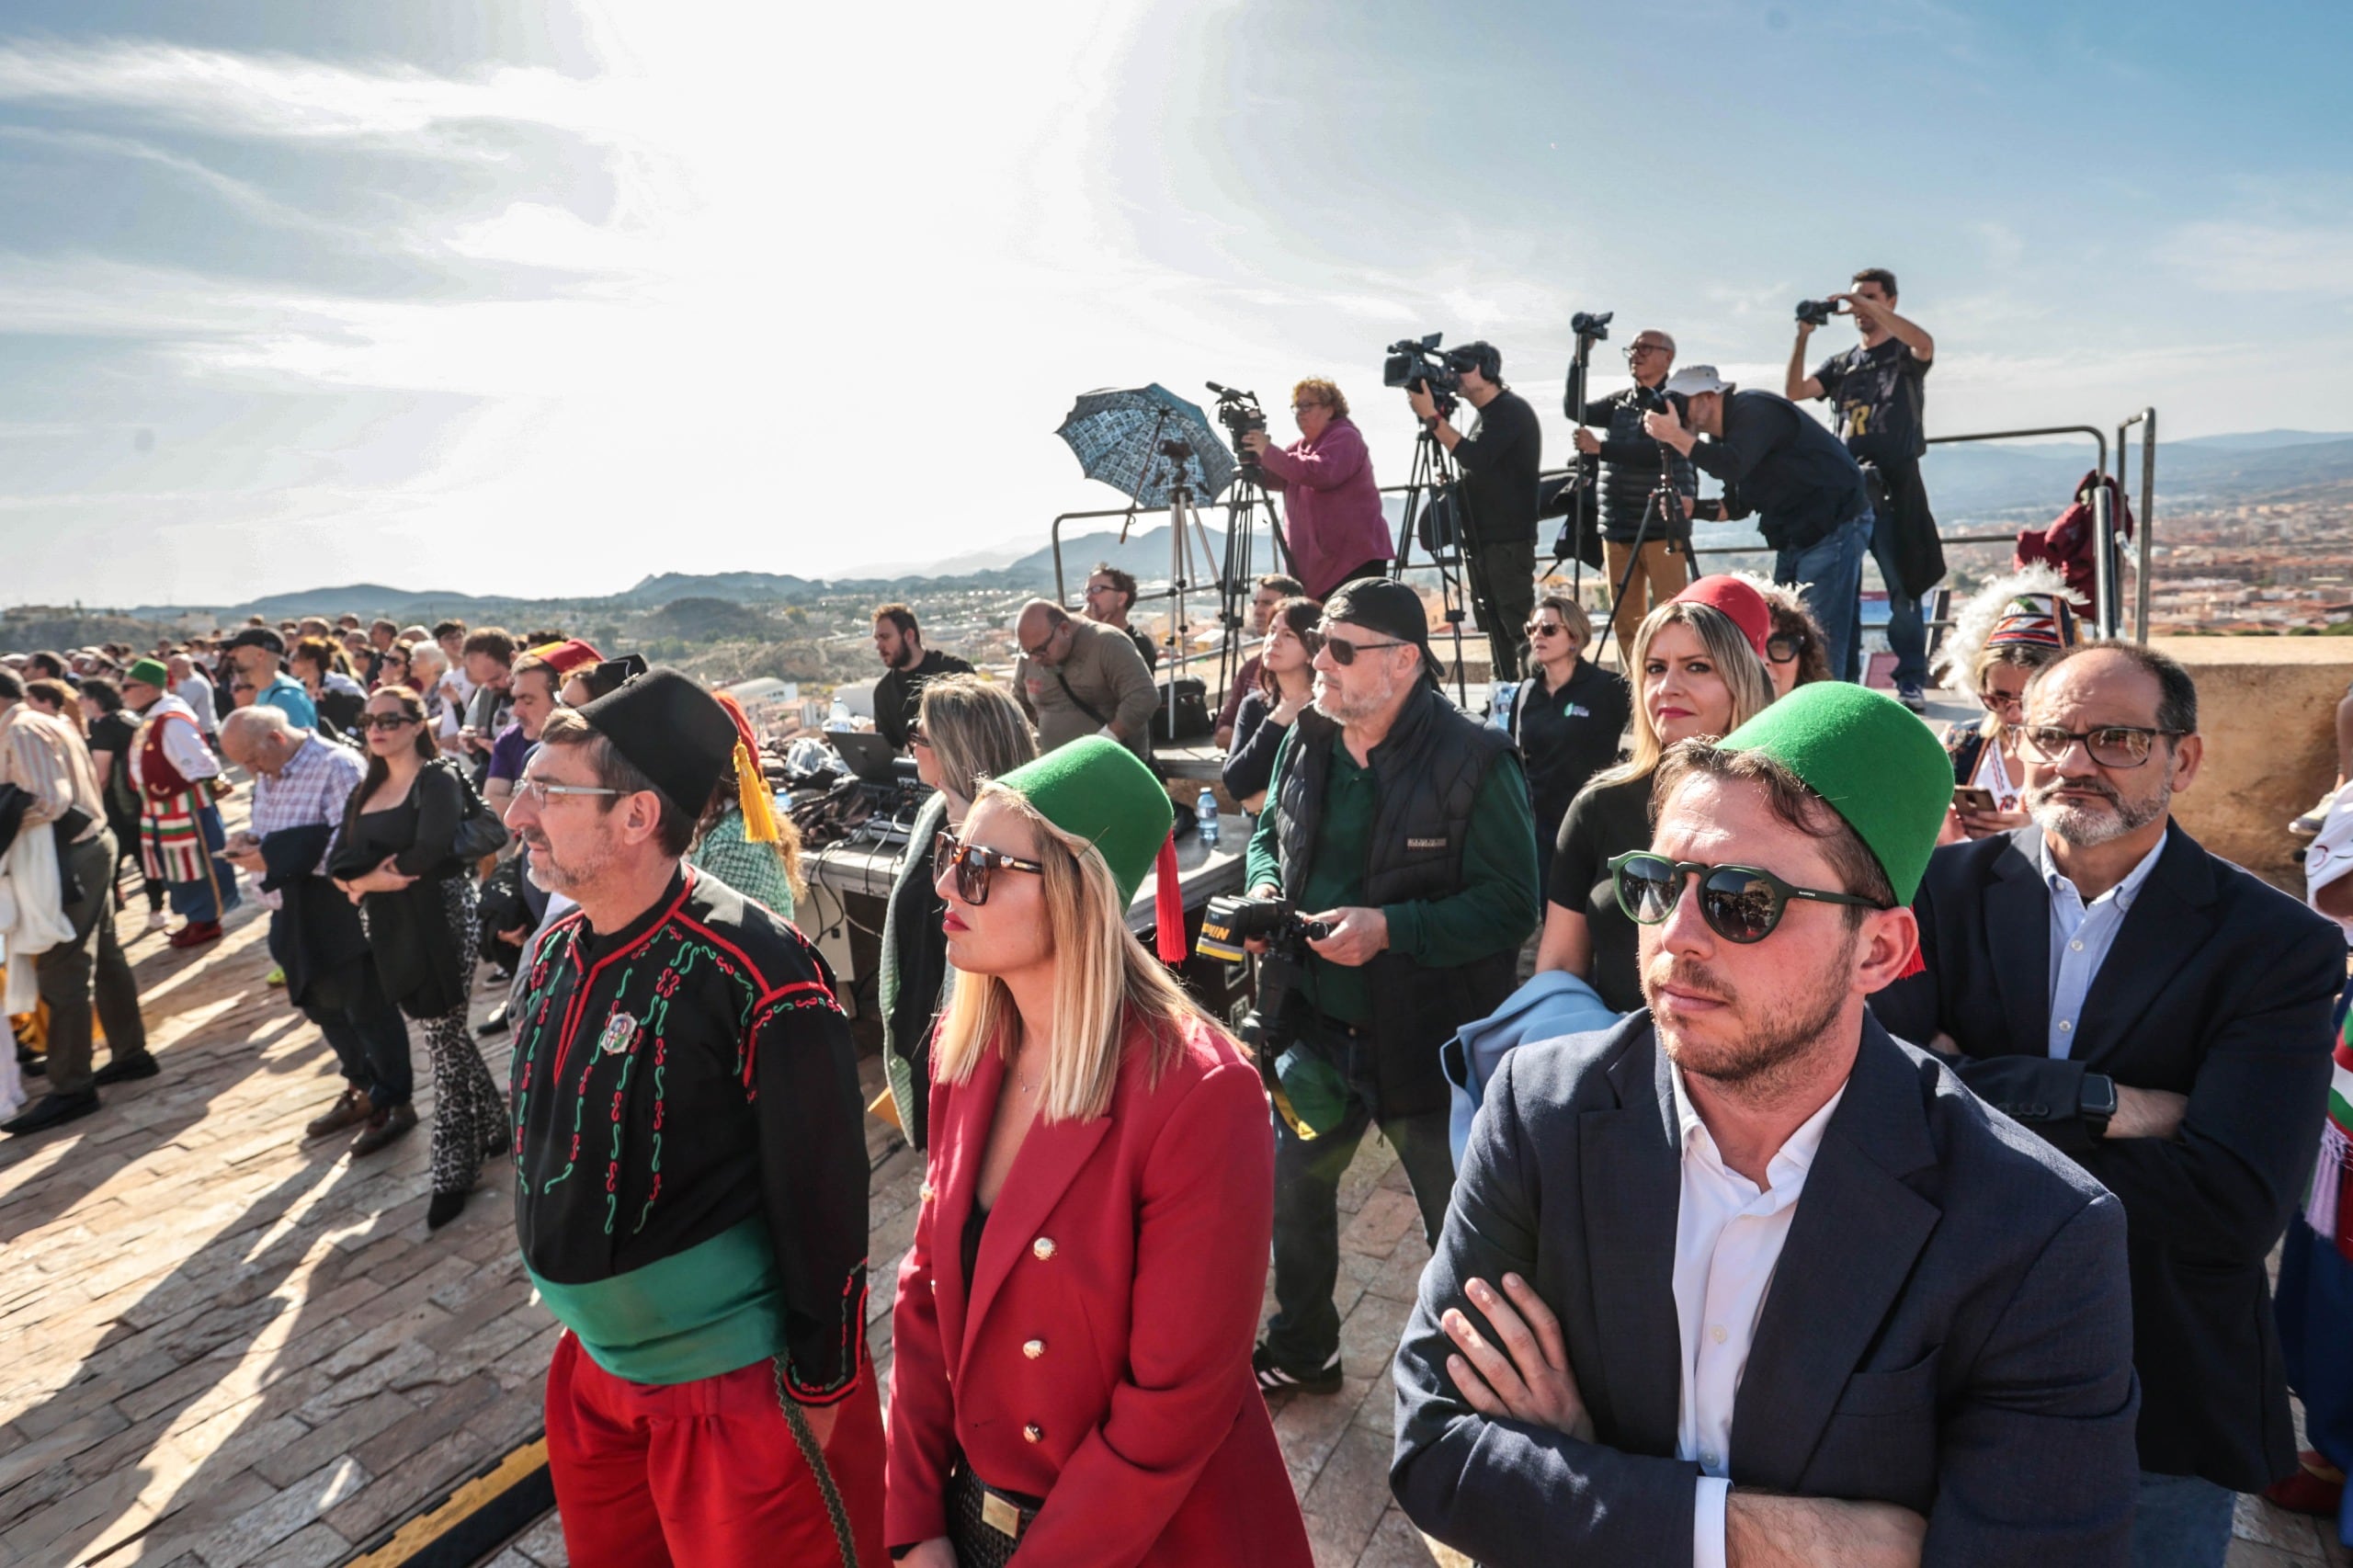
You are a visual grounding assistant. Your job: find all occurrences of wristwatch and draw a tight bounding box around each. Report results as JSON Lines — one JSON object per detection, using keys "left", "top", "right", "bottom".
{"left": 2078, "top": 1072, "right": 2119, "bottom": 1139}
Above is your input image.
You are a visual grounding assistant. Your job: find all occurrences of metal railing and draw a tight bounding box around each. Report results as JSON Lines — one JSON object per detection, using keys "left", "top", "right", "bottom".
{"left": 1048, "top": 408, "right": 2161, "bottom": 687}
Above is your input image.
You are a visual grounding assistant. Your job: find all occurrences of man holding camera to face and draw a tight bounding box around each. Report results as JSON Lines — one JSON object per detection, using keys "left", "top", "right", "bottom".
{"left": 1406, "top": 344, "right": 1542, "bottom": 683}
{"left": 1788, "top": 268, "right": 1941, "bottom": 710}
{"left": 1574, "top": 329, "right": 1700, "bottom": 658}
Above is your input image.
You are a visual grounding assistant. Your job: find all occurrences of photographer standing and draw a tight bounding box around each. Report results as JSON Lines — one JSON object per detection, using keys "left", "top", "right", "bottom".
{"left": 1788, "top": 267, "right": 1941, "bottom": 708}
{"left": 1573, "top": 329, "right": 1699, "bottom": 658}
{"left": 1242, "top": 380, "right": 1390, "bottom": 601}
{"left": 1407, "top": 344, "right": 1541, "bottom": 682}
{"left": 1242, "top": 579, "right": 1540, "bottom": 1394}
{"left": 1644, "top": 366, "right": 1875, "bottom": 683}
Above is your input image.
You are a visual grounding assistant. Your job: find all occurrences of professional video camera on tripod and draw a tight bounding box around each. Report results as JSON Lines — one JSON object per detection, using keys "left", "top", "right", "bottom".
{"left": 1381, "top": 333, "right": 1476, "bottom": 700}
{"left": 1206, "top": 380, "right": 1296, "bottom": 708}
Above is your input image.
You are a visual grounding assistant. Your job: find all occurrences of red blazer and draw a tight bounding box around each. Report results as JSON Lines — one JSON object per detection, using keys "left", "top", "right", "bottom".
{"left": 886, "top": 1009, "right": 1312, "bottom": 1567}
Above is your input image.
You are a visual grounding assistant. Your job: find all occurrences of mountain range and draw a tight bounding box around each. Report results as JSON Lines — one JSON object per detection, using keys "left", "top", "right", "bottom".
{"left": 100, "top": 430, "right": 2353, "bottom": 623}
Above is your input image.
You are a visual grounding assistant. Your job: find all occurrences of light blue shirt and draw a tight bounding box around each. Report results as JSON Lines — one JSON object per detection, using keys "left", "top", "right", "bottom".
{"left": 2038, "top": 828, "right": 2168, "bottom": 1060}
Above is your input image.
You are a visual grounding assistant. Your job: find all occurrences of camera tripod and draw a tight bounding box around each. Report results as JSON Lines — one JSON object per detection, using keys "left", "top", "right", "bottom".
{"left": 1601, "top": 448, "right": 1693, "bottom": 670}
{"left": 1388, "top": 412, "right": 1473, "bottom": 706}
{"left": 1212, "top": 467, "right": 1295, "bottom": 712}
{"left": 1559, "top": 314, "right": 1611, "bottom": 596}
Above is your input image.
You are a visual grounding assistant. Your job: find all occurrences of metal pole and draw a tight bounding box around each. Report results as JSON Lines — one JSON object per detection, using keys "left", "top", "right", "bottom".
{"left": 2134, "top": 409, "right": 2156, "bottom": 643}
{"left": 2090, "top": 482, "right": 2116, "bottom": 638}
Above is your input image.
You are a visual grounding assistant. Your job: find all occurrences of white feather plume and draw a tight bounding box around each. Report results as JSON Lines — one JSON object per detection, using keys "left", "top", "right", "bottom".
{"left": 1934, "top": 563, "right": 2082, "bottom": 694}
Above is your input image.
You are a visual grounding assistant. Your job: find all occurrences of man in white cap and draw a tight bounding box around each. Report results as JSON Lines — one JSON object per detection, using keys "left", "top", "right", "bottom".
{"left": 1643, "top": 367, "right": 1875, "bottom": 688}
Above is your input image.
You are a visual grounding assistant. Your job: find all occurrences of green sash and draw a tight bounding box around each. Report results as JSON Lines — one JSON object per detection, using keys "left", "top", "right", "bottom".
{"left": 529, "top": 1219, "right": 786, "bottom": 1385}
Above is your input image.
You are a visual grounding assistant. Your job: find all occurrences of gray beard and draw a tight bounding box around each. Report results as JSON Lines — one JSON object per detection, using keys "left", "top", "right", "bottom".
{"left": 2027, "top": 778, "right": 2170, "bottom": 849}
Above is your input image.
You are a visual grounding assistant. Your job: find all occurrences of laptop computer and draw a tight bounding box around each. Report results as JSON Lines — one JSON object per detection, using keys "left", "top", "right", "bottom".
{"left": 825, "top": 729, "right": 901, "bottom": 783}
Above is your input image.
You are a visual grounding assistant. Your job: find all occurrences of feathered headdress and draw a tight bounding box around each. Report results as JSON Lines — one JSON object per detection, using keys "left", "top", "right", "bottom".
{"left": 1933, "top": 564, "right": 2083, "bottom": 697}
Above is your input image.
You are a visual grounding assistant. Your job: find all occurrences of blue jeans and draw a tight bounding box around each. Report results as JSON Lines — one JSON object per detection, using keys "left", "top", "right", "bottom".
{"left": 2278, "top": 1217, "right": 2353, "bottom": 1547}
{"left": 1263, "top": 1013, "right": 1457, "bottom": 1373}
{"left": 165, "top": 804, "right": 242, "bottom": 925}
{"left": 2130, "top": 1471, "right": 2236, "bottom": 1568}
{"left": 1775, "top": 512, "right": 1871, "bottom": 685}
{"left": 1870, "top": 506, "right": 1928, "bottom": 688}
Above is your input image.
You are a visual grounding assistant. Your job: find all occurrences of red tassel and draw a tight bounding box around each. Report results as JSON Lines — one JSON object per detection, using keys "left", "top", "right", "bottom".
{"left": 1154, "top": 833, "right": 1186, "bottom": 963}
{"left": 1896, "top": 942, "right": 1927, "bottom": 980}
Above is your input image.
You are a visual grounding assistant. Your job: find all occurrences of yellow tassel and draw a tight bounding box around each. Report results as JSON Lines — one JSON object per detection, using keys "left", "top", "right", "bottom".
{"left": 735, "top": 740, "right": 782, "bottom": 845}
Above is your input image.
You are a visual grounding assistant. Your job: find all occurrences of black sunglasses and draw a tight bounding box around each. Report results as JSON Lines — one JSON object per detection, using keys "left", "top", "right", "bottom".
{"left": 1765, "top": 631, "right": 1807, "bottom": 665}
{"left": 1314, "top": 629, "right": 1413, "bottom": 666}
{"left": 1608, "top": 851, "right": 1886, "bottom": 944}
{"left": 933, "top": 830, "right": 1046, "bottom": 906}
{"left": 362, "top": 712, "right": 418, "bottom": 732}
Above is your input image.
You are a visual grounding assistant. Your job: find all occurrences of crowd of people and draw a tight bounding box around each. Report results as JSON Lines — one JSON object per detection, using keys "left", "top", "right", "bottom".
{"left": 0, "top": 264, "right": 2344, "bottom": 1567}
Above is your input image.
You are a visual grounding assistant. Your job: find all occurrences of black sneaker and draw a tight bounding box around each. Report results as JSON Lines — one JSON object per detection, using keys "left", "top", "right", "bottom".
{"left": 1896, "top": 681, "right": 1928, "bottom": 714}
{"left": 1254, "top": 1343, "right": 1343, "bottom": 1396}
{"left": 91, "top": 1051, "right": 160, "bottom": 1086}
{"left": 4, "top": 1090, "right": 100, "bottom": 1136}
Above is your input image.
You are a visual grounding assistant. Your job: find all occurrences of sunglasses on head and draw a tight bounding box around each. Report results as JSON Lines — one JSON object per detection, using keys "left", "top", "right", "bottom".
{"left": 1608, "top": 851, "right": 1886, "bottom": 944}
{"left": 934, "top": 830, "right": 1046, "bottom": 905}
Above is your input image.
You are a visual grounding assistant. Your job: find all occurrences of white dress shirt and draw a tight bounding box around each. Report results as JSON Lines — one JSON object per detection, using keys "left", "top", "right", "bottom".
{"left": 1670, "top": 1062, "right": 1848, "bottom": 1568}
{"left": 2036, "top": 828, "right": 2167, "bottom": 1059}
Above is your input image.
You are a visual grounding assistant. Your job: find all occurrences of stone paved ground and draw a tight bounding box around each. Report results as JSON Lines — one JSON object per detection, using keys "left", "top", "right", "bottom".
{"left": 3, "top": 853, "right": 2347, "bottom": 1567}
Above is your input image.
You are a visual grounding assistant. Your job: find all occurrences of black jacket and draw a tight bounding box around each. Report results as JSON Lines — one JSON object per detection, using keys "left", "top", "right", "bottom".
{"left": 1871, "top": 824, "right": 2343, "bottom": 1491}
{"left": 1450, "top": 388, "right": 1542, "bottom": 543}
{"left": 258, "top": 822, "right": 372, "bottom": 1009}
{"left": 1690, "top": 390, "right": 1869, "bottom": 554}
{"left": 1579, "top": 391, "right": 1699, "bottom": 542}
{"left": 1272, "top": 684, "right": 1522, "bottom": 1116}
{"left": 1392, "top": 1013, "right": 2139, "bottom": 1567}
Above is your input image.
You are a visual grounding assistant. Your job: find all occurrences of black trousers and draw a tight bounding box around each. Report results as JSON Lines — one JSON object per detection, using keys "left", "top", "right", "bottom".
{"left": 299, "top": 952, "right": 415, "bottom": 1108}
{"left": 1464, "top": 536, "right": 1538, "bottom": 683}
{"left": 38, "top": 830, "right": 149, "bottom": 1096}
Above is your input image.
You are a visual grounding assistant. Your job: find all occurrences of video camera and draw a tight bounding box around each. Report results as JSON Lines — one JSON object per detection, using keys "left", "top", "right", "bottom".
{"left": 1570, "top": 309, "right": 1613, "bottom": 343}
{"left": 1382, "top": 333, "right": 1461, "bottom": 415}
{"left": 1795, "top": 298, "right": 1841, "bottom": 327}
{"left": 1206, "top": 381, "right": 1267, "bottom": 476}
{"left": 1197, "top": 893, "right": 1338, "bottom": 1136}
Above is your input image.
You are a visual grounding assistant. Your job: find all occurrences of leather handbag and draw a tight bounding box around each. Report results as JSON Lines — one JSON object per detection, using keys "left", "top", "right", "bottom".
{"left": 442, "top": 760, "right": 511, "bottom": 862}
{"left": 945, "top": 1461, "right": 1043, "bottom": 1568}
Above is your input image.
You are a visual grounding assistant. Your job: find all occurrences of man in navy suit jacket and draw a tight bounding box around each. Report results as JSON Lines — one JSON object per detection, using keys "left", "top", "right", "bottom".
{"left": 1873, "top": 642, "right": 2342, "bottom": 1567}
{"left": 1393, "top": 685, "right": 2139, "bottom": 1567}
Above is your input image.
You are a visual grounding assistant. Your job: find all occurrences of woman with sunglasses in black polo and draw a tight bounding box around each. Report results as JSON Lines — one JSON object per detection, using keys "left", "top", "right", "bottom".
{"left": 887, "top": 738, "right": 1312, "bottom": 1568}
{"left": 1507, "top": 589, "right": 1631, "bottom": 854}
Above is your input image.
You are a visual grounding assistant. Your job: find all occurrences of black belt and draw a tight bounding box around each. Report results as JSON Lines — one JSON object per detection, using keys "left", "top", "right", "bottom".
{"left": 946, "top": 1460, "right": 1043, "bottom": 1566}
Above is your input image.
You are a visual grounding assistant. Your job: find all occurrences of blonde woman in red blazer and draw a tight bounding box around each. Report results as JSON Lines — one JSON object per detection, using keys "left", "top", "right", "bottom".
{"left": 886, "top": 738, "right": 1312, "bottom": 1567}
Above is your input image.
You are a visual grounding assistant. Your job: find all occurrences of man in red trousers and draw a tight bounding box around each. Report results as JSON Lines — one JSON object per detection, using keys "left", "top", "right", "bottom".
{"left": 504, "top": 667, "right": 883, "bottom": 1567}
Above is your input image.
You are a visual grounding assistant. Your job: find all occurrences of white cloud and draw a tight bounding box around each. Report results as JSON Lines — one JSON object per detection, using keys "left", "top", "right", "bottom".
{"left": 2164, "top": 220, "right": 2353, "bottom": 298}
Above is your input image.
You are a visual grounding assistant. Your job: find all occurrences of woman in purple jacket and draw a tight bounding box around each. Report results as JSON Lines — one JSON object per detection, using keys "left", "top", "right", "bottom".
{"left": 1242, "top": 379, "right": 1392, "bottom": 599}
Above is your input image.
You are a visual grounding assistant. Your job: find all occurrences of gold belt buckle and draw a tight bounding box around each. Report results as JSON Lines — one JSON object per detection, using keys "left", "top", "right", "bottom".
{"left": 980, "top": 1490, "right": 1023, "bottom": 1540}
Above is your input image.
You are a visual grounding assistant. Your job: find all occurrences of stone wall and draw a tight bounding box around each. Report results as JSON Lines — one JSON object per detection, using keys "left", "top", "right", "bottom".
{"left": 2150, "top": 635, "right": 2352, "bottom": 888}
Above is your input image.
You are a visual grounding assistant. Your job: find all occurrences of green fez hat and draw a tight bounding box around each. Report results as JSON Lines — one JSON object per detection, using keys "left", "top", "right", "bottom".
{"left": 995, "top": 736, "right": 1171, "bottom": 904}
{"left": 993, "top": 737, "right": 1188, "bottom": 960}
{"left": 1719, "top": 682, "right": 1949, "bottom": 905}
{"left": 126, "top": 658, "right": 169, "bottom": 687}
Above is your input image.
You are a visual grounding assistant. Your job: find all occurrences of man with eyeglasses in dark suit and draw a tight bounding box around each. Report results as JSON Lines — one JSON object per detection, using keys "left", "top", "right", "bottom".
{"left": 1873, "top": 642, "right": 2343, "bottom": 1568}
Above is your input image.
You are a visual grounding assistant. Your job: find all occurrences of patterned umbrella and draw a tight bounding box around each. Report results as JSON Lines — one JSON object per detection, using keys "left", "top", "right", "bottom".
{"left": 1053, "top": 384, "right": 1236, "bottom": 507}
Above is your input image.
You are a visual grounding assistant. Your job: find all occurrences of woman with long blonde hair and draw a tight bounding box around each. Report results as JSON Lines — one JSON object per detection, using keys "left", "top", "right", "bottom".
{"left": 887, "top": 738, "right": 1311, "bottom": 1568}
{"left": 1533, "top": 597, "right": 1773, "bottom": 1008}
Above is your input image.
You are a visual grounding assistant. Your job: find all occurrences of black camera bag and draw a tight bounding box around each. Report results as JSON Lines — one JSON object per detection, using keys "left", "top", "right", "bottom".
{"left": 1149, "top": 677, "right": 1213, "bottom": 745}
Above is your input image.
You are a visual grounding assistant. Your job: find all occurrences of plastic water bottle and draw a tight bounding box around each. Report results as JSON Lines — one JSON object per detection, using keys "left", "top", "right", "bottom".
{"left": 824, "top": 697, "right": 852, "bottom": 731}
{"left": 1196, "top": 789, "right": 1220, "bottom": 847}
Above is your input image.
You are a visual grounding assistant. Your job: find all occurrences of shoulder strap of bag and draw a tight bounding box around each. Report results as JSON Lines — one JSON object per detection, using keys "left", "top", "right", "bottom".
{"left": 1051, "top": 667, "right": 1111, "bottom": 728}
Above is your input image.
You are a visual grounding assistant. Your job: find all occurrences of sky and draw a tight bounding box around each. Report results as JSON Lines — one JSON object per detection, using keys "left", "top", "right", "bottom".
{"left": 2, "top": 0, "right": 2349, "bottom": 607}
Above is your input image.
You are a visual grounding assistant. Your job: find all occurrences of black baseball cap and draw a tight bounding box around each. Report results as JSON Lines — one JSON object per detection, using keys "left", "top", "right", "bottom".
{"left": 226, "top": 627, "right": 286, "bottom": 656}
{"left": 1322, "top": 577, "right": 1444, "bottom": 684}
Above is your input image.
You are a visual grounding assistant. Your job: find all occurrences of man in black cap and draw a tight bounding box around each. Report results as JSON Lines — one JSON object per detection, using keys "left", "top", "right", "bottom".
{"left": 501, "top": 668, "right": 884, "bottom": 1567}
{"left": 223, "top": 627, "right": 318, "bottom": 730}
{"left": 1406, "top": 341, "right": 1542, "bottom": 681}
{"left": 1242, "top": 578, "right": 1541, "bottom": 1393}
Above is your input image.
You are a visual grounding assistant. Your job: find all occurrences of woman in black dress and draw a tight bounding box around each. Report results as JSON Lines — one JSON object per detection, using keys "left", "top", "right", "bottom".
{"left": 1532, "top": 599, "right": 1773, "bottom": 1011}
{"left": 331, "top": 685, "right": 506, "bottom": 1229}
